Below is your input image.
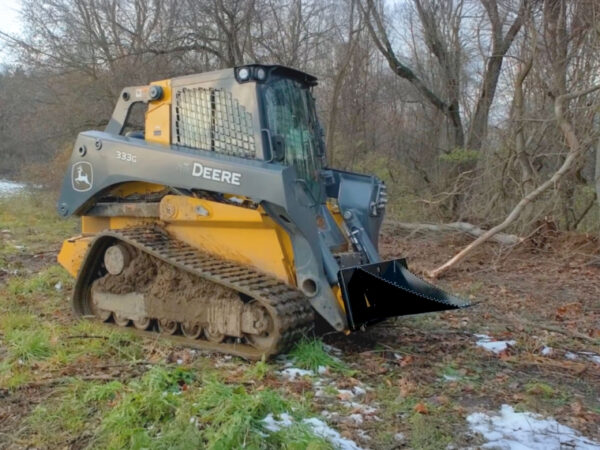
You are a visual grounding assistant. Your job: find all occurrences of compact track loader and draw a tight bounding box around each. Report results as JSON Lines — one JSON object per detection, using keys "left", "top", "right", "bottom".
{"left": 57, "top": 65, "right": 467, "bottom": 358}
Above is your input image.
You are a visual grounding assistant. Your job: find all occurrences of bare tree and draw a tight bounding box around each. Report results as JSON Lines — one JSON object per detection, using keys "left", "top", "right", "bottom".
{"left": 429, "top": 0, "right": 600, "bottom": 277}
{"left": 467, "top": 0, "right": 528, "bottom": 150}
{"left": 359, "top": 0, "right": 466, "bottom": 148}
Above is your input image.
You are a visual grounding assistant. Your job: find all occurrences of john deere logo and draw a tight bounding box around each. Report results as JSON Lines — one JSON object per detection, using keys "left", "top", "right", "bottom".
{"left": 72, "top": 162, "right": 93, "bottom": 192}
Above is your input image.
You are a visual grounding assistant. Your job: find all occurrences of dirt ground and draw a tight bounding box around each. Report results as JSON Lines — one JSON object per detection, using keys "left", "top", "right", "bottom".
{"left": 1, "top": 201, "right": 599, "bottom": 448}
{"left": 325, "top": 225, "right": 600, "bottom": 443}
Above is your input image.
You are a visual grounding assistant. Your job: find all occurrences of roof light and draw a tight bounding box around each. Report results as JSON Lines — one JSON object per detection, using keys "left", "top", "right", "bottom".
{"left": 255, "top": 67, "right": 267, "bottom": 81}
{"left": 237, "top": 67, "right": 250, "bottom": 81}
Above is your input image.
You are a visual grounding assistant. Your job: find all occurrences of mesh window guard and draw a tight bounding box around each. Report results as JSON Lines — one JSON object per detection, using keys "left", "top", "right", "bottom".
{"left": 175, "top": 87, "right": 256, "bottom": 159}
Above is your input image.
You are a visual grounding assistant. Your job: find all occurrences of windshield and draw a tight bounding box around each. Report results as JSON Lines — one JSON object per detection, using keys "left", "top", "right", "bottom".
{"left": 263, "top": 78, "right": 323, "bottom": 202}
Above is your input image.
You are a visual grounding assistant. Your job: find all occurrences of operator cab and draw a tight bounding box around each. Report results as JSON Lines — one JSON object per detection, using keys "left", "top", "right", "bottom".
{"left": 232, "top": 65, "right": 325, "bottom": 202}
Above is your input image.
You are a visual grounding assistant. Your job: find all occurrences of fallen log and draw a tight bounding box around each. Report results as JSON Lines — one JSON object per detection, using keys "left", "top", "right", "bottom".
{"left": 385, "top": 221, "right": 523, "bottom": 246}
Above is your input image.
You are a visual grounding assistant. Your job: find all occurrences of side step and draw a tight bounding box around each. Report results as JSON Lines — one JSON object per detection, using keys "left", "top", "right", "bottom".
{"left": 338, "top": 259, "right": 469, "bottom": 331}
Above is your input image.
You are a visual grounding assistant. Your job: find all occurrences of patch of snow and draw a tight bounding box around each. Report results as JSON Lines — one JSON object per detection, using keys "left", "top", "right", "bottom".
{"left": 352, "top": 386, "right": 366, "bottom": 397}
{"left": 475, "top": 335, "right": 516, "bottom": 354}
{"left": 565, "top": 351, "right": 578, "bottom": 360}
{"left": 337, "top": 389, "right": 355, "bottom": 400}
{"left": 394, "top": 432, "right": 405, "bottom": 442}
{"left": 347, "top": 413, "right": 363, "bottom": 425}
{"left": 579, "top": 352, "right": 600, "bottom": 365}
{"left": 302, "top": 417, "right": 363, "bottom": 450}
{"left": 563, "top": 351, "right": 600, "bottom": 365}
{"left": 443, "top": 374, "right": 460, "bottom": 381}
{"left": 317, "top": 365, "right": 328, "bottom": 375}
{"left": 280, "top": 367, "right": 314, "bottom": 380}
{"left": 262, "top": 412, "right": 295, "bottom": 432}
{"left": 342, "top": 401, "right": 377, "bottom": 415}
{"left": 541, "top": 346, "right": 553, "bottom": 356}
{"left": 262, "top": 413, "right": 363, "bottom": 450}
{"left": 0, "top": 180, "right": 25, "bottom": 197}
{"left": 467, "top": 404, "right": 600, "bottom": 450}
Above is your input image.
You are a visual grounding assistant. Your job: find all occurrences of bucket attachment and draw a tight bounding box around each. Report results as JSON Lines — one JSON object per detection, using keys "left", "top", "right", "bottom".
{"left": 338, "top": 259, "right": 469, "bottom": 331}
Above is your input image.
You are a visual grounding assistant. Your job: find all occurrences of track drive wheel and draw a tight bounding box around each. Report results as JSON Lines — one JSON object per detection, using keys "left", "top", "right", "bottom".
{"left": 245, "top": 302, "right": 278, "bottom": 352}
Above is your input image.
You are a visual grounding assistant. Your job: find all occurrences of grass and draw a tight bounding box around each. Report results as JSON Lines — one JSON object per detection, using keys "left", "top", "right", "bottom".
{"left": 289, "top": 338, "right": 348, "bottom": 374}
{"left": 93, "top": 366, "right": 330, "bottom": 450}
{"left": 0, "top": 191, "right": 78, "bottom": 257}
{"left": 6, "top": 264, "right": 73, "bottom": 297}
{"left": 5, "top": 328, "right": 53, "bottom": 361}
{"left": 244, "top": 356, "right": 272, "bottom": 381}
{"left": 21, "top": 362, "right": 333, "bottom": 449}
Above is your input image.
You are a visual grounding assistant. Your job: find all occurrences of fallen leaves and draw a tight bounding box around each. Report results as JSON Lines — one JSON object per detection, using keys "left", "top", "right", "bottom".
{"left": 413, "top": 402, "right": 429, "bottom": 414}
{"left": 555, "top": 302, "right": 582, "bottom": 321}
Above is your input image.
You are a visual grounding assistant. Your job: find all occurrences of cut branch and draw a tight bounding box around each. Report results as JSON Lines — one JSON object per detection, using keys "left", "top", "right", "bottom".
{"left": 386, "top": 221, "right": 522, "bottom": 245}
{"left": 428, "top": 84, "right": 600, "bottom": 278}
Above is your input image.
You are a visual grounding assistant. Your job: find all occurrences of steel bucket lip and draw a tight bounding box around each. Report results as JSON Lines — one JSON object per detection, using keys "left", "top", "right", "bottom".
{"left": 338, "top": 258, "right": 470, "bottom": 331}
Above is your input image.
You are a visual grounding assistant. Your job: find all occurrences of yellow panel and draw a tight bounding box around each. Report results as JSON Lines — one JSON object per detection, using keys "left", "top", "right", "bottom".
{"left": 145, "top": 79, "right": 171, "bottom": 145}
{"left": 57, "top": 236, "right": 93, "bottom": 277}
{"left": 64, "top": 195, "right": 299, "bottom": 287}
{"left": 81, "top": 216, "right": 109, "bottom": 234}
{"left": 159, "top": 195, "right": 296, "bottom": 284}
{"left": 160, "top": 195, "right": 263, "bottom": 223}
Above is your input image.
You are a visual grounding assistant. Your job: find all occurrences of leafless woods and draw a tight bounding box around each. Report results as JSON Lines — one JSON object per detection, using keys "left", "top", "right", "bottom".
{"left": 1, "top": 0, "right": 599, "bottom": 266}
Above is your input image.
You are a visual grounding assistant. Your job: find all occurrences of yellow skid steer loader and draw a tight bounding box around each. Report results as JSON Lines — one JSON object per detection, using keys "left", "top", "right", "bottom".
{"left": 57, "top": 65, "right": 467, "bottom": 358}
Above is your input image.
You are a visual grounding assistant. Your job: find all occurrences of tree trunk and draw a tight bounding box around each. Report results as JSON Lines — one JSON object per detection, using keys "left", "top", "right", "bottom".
{"left": 596, "top": 115, "right": 600, "bottom": 212}
{"left": 467, "top": 56, "right": 503, "bottom": 150}
{"left": 466, "top": 0, "right": 527, "bottom": 150}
